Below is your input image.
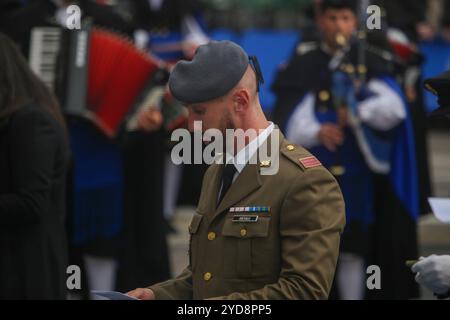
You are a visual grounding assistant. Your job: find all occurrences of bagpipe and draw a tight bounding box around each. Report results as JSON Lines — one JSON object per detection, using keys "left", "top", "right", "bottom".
{"left": 28, "top": 21, "right": 187, "bottom": 138}
{"left": 327, "top": 0, "right": 397, "bottom": 175}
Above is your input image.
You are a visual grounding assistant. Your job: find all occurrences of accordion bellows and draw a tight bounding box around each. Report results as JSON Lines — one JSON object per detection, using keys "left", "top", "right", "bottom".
{"left": 87, "top": 29, "right": 159, "bottom": 137}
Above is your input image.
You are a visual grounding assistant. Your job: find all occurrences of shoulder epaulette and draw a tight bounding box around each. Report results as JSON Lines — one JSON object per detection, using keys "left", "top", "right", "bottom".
{"left": 280, "top": 142, "right": 322, "bottom": 171}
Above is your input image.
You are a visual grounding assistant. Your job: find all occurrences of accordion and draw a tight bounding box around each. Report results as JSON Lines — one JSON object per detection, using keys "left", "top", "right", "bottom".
{"left": 29, "top": 26, "right": 186, "bottom": 137}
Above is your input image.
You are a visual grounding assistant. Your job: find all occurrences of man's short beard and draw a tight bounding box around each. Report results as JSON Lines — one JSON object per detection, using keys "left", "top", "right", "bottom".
{"left": 223, "top": 108, "right": 235, "bottom": 131}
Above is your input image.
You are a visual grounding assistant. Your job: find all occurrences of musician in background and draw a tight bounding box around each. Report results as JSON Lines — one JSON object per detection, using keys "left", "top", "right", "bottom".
{"left": 129, "top": 0, "right": 210, "bottom": 213}
{"left": 271, "top": 0, "right": 419, "bottom": 299}
{"left": 0, "top": 0, "right": 170, "bottom": 298}
{"left": 0, "top": 33, "right": 69, "bottom": 299}
{"left": 373, "top": 0, "right": 432, "bottom": 219}
{"left": 123, "top": 0, "right": 210, "bottom": 229}
{"left": 0, "top": 0, "right": 134, "bottom": 57}
{"left": 410, "top": 70, "right": 450, "bottom": 300}
{"left": 50, "top": 0, "right": 170, "bottom": 296}
{"left": 112, "top": 0, "right": 210, "bottom": 293}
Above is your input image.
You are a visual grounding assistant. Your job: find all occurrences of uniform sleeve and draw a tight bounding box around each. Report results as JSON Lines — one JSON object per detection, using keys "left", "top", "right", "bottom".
{"left": 285, "top": 93, "right": 321, "bottom": 148}
{"left": 357, "top": 79, "right": 406, "bottom": 131}
{"left": 148, "top": 266, "right": 193, "bottom": 300}
{"left": 210, "top": 167, "right": 346, "bottom": 300}
{"left": 0, "top": 108, "right": 61, "bottom": 226}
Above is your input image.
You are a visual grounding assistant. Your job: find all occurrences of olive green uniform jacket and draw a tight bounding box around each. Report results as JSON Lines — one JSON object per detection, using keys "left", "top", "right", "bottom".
{"left": 149, "top": 130, "right": 345, "bottom": 299}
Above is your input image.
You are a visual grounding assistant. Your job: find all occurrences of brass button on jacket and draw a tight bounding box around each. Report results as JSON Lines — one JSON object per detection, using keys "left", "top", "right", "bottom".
{"left": 207, "top": 232, "right": 216, "bottom": 241}
{"left": 203, "top": 272, "right": 212, "bottom": 281}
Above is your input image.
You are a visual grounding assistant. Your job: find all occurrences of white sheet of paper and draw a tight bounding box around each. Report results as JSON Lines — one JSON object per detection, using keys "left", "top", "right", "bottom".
{"left": 428, "top": 198, "right": 450, "bottom": 223}
{"left": 91, "top": 290, "right": 138, "bottom": 300}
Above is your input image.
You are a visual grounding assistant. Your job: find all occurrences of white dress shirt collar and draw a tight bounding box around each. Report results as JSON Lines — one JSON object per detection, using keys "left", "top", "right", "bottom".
{"left": 225, "top": 122, "right": 274, "bottom": 173}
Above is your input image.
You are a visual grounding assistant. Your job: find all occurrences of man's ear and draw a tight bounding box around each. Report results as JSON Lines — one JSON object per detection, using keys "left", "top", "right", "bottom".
{"left": 232, "top": 89, "right": 250, "bottom": 112}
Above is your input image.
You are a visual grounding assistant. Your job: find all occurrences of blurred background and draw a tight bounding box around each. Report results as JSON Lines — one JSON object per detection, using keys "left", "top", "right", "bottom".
{"left": 0, "top": 0, "right": 449, "bottom": 300}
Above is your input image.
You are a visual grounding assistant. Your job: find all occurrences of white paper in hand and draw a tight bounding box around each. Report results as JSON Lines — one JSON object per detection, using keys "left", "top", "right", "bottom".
{"left": 428, "top": 198, "right": 450, "bottom": 223}
{"left": 91, "top": 290, "right": 138, "bottom": 300}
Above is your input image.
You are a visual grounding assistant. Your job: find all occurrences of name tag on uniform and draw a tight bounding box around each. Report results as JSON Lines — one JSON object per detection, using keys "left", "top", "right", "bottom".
{"left": 232, "top": 215, "right": 259, "bottom": 223}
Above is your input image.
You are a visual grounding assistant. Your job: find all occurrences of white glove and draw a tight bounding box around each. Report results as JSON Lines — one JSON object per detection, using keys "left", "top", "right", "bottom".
{"left": 412, "top": 255, "right": 450, "bottom": 295}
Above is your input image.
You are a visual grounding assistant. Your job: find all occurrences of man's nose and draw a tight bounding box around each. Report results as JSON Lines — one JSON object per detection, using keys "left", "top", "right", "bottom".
{"left": 335, "top": 19, "right": 347, "bottom": 33}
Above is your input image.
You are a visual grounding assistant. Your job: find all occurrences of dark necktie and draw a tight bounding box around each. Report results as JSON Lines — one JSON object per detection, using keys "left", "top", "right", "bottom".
{"left": 217, "top": 164, "right": 237, "bottom": 207}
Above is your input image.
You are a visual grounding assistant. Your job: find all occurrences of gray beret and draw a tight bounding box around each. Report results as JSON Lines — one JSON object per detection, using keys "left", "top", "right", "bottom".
{"left": 168, "top": 40, "right": 249, "bottom": 104}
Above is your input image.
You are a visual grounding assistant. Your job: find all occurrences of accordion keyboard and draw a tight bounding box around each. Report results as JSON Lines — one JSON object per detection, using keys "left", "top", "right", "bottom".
{"left": 29, "top": 27, "right": 62, "bottom": 90}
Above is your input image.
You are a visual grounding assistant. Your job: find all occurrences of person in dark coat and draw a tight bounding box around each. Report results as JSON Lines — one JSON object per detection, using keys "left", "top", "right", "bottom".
{"left": 0, "top": 0, "right": 172, "bottom": 296}
{"left": 116, "top": 0, "right": 209, "bottom": 292}
{"left": 0, "top": 32, "right": 69, "bottom": 299}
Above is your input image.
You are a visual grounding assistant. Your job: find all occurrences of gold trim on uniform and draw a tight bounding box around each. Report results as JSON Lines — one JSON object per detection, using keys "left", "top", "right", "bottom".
{"left": 319, "top": 90, "right": 330, "bottom": 102}
{"left": 343, "top": 64, "right": 355, "bottom": 74}
{"left": 240, "top": 228, "right": 247, "bottom": 237}
{"left": 286, "top": 145, "right": 295, "bottom": 151}
{"left": 357, "top": 64, "right": 367, "bottom": 74}
{"left": 259, "top": 160, "right": 271, "bottom": 168}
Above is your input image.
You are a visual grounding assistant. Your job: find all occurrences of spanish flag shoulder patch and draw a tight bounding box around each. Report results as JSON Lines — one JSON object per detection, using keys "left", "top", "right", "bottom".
{"left": 299, "top": 156, "right": 322, "bottom": 169}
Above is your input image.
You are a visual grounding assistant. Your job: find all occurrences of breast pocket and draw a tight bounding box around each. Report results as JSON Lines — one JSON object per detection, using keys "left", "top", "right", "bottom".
{"left": 222, "top": 216, "right": 271, "bottom": 279}
{"left": 188, "top": 213, "right": 203, "bottom": 272}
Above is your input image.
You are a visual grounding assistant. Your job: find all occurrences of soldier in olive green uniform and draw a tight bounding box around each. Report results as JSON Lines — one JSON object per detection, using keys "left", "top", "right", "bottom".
{"left": 127, "top": 41, "right": 345, "bottom": 300}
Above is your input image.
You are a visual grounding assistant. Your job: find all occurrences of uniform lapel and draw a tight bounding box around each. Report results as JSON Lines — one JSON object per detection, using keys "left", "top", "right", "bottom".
{"left": 197, "top": 162, "right": 223, "bottom": 217}
{"left": 206, "top": 128, "right": 285, "bottom": 223}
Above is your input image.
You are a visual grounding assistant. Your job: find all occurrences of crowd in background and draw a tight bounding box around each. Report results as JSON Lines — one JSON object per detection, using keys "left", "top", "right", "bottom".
{"left": 0, "top": 0, "right": 449, "bottom": 300}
